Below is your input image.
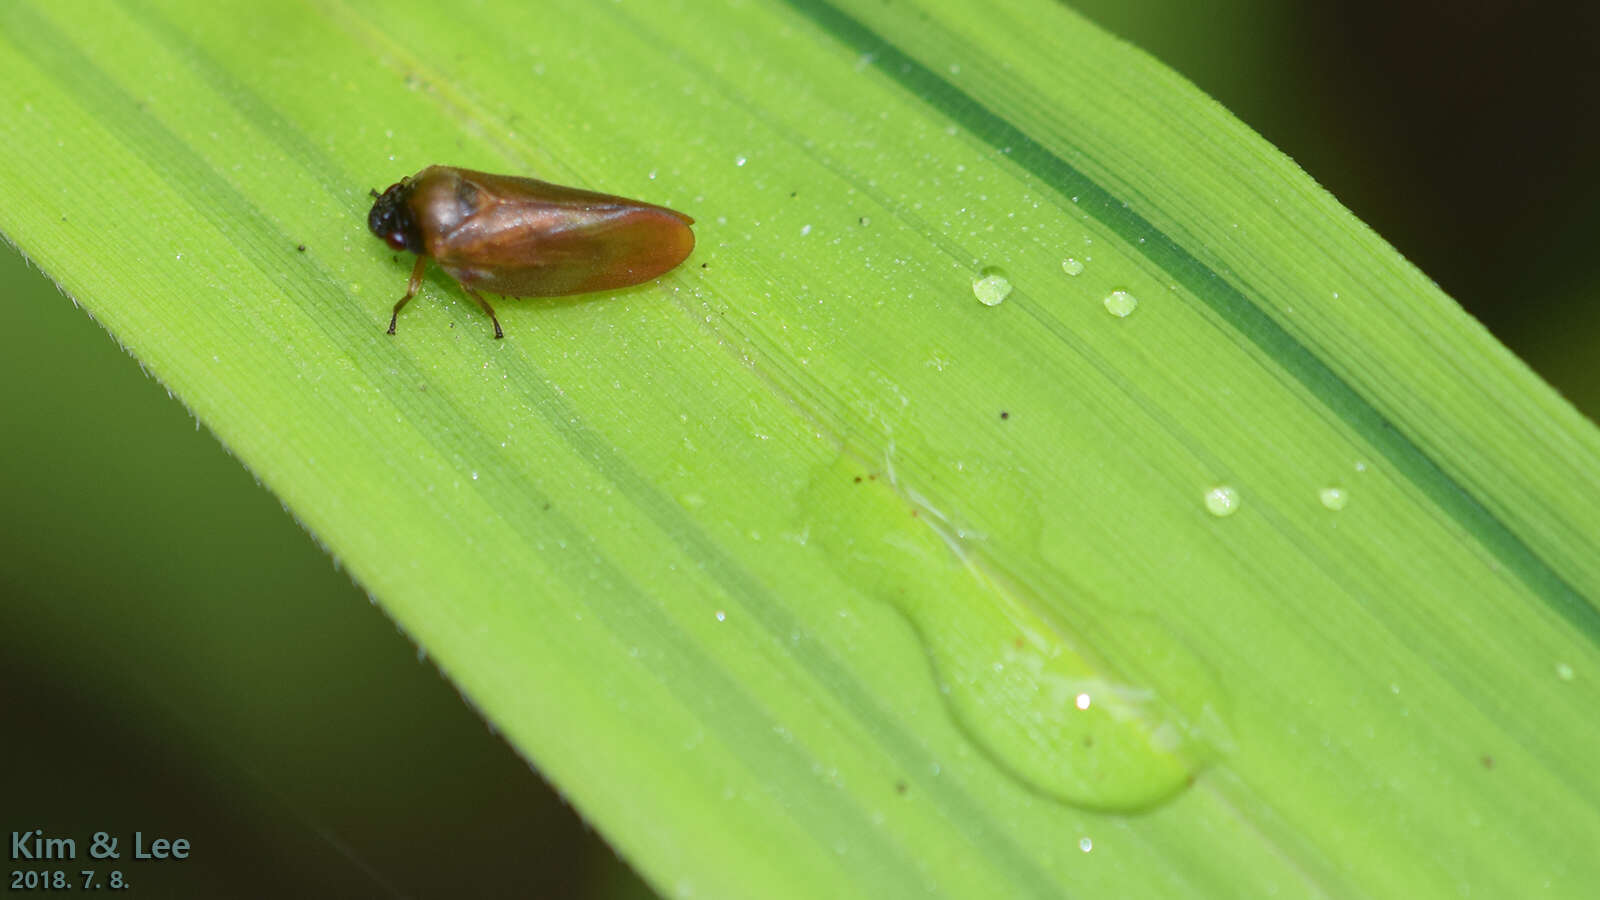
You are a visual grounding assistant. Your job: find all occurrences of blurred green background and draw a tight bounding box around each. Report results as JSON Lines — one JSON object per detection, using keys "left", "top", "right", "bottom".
{"left": 3, "top": 1, "right": 1594, "bottom": 896}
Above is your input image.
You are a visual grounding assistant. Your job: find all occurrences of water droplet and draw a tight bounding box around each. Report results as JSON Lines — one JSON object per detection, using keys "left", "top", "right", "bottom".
{"left": 1204, "top": 485, "right": 1240, "bottom": 517}
{"left": 1103, "top": 289, "right": 1138, "bottom": 318}
{"left": 1061, "top": 258, "right": 1084, "bottom": 276}
{"left": 972, "top": 266, "right": 1011, "bottom": 307}
{"left": 800, "top": 224, "right": 812, "bottom": 236}
{"left": 470, "top": 471, "right": 480, "bottom": 481}
{"left": 1556, "top": 662, "right": 1575, "bottom": 681}
{"left": 734, "top": 155, "right": 748, "bottom": 167}
{"left": 1319, "top": 486, "right": 1348, "bottom": 510}
{"left": 714, "top": 610, "right": 727, "bottom": 622}
{"left": 800, "top": 455, "right": 1228, "bottom": 812}
{"left": 1079, "top": 837, "right": 1094, "bottom": 853}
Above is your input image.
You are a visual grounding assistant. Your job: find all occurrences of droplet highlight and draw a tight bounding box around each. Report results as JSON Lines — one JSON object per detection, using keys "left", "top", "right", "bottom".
{"left": 1103, "top": 289, "right": 1138, "bottom": 318}
{"left": 1319, "top": 487, "right": 1348, "bottom": 510}
{"left": 1204, "top": 485, "right": 1240, "bottom": 517}
{"left": 972, "top": 267, "right": 1012, "bottom": 307}
{"left": 1061, "top": 257, "right": 1085, "bottom": 276}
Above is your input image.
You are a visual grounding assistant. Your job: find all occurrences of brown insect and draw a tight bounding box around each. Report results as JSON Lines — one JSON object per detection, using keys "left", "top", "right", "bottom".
{"left": 367, "top": 166, "right": 695, "bottom": 338}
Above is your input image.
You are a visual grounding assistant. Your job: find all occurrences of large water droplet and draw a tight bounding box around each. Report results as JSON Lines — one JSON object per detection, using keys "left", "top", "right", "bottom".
{"left": 972, "top": 267, "right": 1012, "bottom": 307}
{"left": 1103, "top": 289, "right": 1138, "bottom": 318}
{"left": 1061, "top": 258, "right": 1085, "bottom": 276}
{"left": 800, "top": 455, "right": 1228, "bottom": 812}
{"left": 1319, "top": 486, "right": 1348, "bottom": 510}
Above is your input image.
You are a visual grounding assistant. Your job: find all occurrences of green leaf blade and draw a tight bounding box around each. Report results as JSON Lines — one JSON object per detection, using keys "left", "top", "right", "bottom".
{"left": 3, "top": 1, "right": 1598, "bottom": 897}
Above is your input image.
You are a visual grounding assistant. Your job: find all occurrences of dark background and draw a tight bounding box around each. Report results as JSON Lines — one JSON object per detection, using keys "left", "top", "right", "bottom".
{"left": 3, "top": 2, "right": 1595, "bottom": 896}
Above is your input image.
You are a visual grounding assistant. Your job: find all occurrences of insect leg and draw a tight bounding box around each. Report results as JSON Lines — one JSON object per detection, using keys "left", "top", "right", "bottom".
{"left": 388, "top": 256, "right": 429, "bottom": 335}
{"left": 462, "top": 286, "right": 505, "bottom": 340}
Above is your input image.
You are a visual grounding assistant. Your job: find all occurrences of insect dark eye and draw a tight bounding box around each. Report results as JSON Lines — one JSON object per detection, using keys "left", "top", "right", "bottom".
{"left": 385, "top": 231, "right": 409, "bottom": 251}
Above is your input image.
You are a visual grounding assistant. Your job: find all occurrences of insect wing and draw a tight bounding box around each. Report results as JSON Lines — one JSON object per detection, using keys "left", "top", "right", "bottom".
{"left": 433, "top": 170, "right": 695, "bottom": 297}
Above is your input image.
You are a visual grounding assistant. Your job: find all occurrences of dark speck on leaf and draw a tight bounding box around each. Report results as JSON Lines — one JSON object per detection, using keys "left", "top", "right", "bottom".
{"left": 296, "top": 244, "right": 307, "bottom": 252}
{"left": 1000, "top": 410, "right": 1010, "bottom": 420}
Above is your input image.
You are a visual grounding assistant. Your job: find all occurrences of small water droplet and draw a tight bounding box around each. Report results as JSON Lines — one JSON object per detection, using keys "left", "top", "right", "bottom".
{"left": 1319, "top": 487, "right": 1348, "bottom": 510}
{"left": 470, "top": 471, "right": 480, "bottom": 481}
{"left": 800, "top": 223, "right": 812, "bottom": 236}
{"left": 714, "top": 610, "right": 727, "bottom": 622}
{"left": 1061, "top": 257, "right": 1084, "bottom": 276}
{"left": 1103, "top": 289, "right": 1138, "bottom": 318}
{"left": 734, "top": 154, "right": 748, "bottom": 167}
{"left": 1204, "top": 485, "right": 1240, "bottom": 517}
{"left": 1079, "top": 837, "right": 1094, "bottom": 853}
{"left": 972, "top": 266, "right": 1011, "bottom": 307}
{"left": 1556, "top": 662, "right": 1575, "bottom": 681}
